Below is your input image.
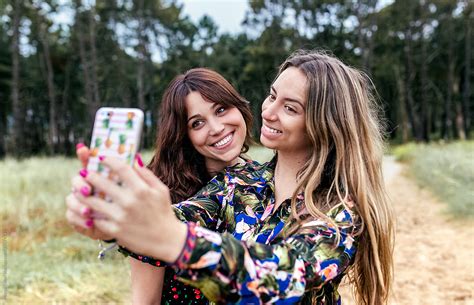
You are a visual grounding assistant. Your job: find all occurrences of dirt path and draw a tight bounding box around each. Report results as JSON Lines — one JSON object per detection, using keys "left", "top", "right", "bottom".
{"left": 340, "top": 156, "right": 474, "bottom": 304}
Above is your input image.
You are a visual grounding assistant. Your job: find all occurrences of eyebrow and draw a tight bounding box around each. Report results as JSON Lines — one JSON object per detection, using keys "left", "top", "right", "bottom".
{"left": 187, "top": 102, "right": 219, "bottom": 123}
{"left": 271, "top": 86, "right": 305, "bottom": 109}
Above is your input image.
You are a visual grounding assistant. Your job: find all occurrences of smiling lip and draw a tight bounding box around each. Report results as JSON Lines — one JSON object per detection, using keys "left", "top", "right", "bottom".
{"left": 211, "top": 132, "right": 234, "bottom": 149}
{"left": 261, "top": 125, "right": 282, "bottom": 139}
{"left": 263, "top": 125, "right": 282, "bottom": 133}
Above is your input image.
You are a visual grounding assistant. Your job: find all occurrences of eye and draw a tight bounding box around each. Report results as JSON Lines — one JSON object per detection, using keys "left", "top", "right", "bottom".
{"left": 191, "top": 120, "right": 204, "bottom": 129}
{"left": 285, "top": 105, "right": 297, "bottom": 113}
{"left": 268, "top": 93, "right": 276, "bottom": 101}
{"left": 216, "top": 106, "right": 227, "bottom": 115}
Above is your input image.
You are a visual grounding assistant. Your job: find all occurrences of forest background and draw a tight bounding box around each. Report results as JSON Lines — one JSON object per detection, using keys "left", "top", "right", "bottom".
{"left": 0, "top": 0, "right": 473, "bottom": 303}
{"left": 0, "top": 0, "right": 472, "bottom": 157}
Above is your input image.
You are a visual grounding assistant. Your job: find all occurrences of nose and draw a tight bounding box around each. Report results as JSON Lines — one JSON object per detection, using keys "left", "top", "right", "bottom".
{"left": 261, "top": 99, "right": 277, "bottom": 122}
{"left": 208, "top": 117, "right": 225, "bottom": 136}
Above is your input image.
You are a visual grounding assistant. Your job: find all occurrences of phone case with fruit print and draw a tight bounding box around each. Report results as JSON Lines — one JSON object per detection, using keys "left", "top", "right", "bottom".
{"left": 87, "top": 107, "right": 144, "bottom": 198}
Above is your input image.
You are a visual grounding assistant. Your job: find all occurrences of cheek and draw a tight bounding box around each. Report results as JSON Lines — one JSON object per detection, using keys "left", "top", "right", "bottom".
{"left": 187, "top": 129, "right": 206, "bottom": 148}
{"left": 229, "top": 110, "right": 247, "bottom": 131}
{"left": 297, "top": 122, "right": 310, "bottom": 145}
{"left": 261, "top": 98, "right": 270, "bottom": 111}
{"left": 289, "top": 118, "right": 307, "bottom": 137}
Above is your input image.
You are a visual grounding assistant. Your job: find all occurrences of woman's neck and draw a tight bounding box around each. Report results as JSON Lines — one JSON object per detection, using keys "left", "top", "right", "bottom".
{"left": 205, "top": 156, "right": 244, "bottom": 176}
{"left": 273, "top": 150, "right": 309, "bottom": 207}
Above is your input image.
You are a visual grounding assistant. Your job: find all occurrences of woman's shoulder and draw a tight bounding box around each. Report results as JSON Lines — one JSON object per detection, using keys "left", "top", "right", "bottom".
{"left": 327, "top": 197, "right": 360, "bottom": 229}
{"left": 226, "top": 156, "right": 270, "bottom": 173}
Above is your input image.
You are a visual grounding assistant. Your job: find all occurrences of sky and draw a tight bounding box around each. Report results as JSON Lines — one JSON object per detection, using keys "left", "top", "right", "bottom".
{"left": 47, "top": 0, "right": 250, "bottom": 34}
{"left": 179, "top": 0, "right": 250, "bottom": 34}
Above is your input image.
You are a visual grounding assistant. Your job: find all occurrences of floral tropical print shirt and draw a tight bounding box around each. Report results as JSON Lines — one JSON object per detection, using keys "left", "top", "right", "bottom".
{"left": 120, "top": 158, "right": 359, "bottom": 305}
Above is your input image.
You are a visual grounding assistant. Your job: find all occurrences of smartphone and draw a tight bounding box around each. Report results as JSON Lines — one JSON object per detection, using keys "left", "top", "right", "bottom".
{"left": 87, "top": 107, "right": 144, "bottom": 197}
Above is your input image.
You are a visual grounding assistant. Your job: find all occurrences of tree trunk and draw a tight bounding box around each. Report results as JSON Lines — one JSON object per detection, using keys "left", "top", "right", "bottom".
{"left": 75, "top": 9, "right": 95, "bottom": 123}
{"left": 456, "top": 103, "right": 466, "bottom": 140}
{"left": 136, "top": 0, "right": 149, "bottom": 147}
{"left": 403, "top": 28, "right": 422, "bottom": 141}
{"left": 462, "top": 3, "right": 472, "bottom": 138}
{"left": 419, "top": 2, "right": 429, "bottom": 142}
{"left": 443, "top": 21, "right": 455, "bottom": 140}
{"left": 355, "top": 0, "right": 378, "bottom": 74}
{"left": 0, "top": 114, "right": 5, "bottom": 158}
{"left": 39, "top": 23, "right": 59, "bottom": 154}
{"left": 88, "top": 6, "right": 100, "bottom": 112}
{"left": 395, "top": 65, "right": 409, "bottom": 142}
{"left": 60, "top": 58, "right": 72, "bottom": 154}
{"left": 10, "top": 0, "right": 24, "bottom": 155}
{"left": 364, "top": 5, "right": 377, "bottom": 75}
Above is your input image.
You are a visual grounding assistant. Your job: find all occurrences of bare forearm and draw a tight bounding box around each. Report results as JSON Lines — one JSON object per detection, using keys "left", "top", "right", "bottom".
{"left": 130, "top": 258, "right": 164, "bottom": 305}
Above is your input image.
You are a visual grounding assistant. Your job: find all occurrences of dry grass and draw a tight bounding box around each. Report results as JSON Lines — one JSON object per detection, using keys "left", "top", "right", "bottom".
{"left": 1, "top": 157, "right": 131, "bottom": 303}
{"left": 0, "top": 147, "right": 273, "bottom": 303}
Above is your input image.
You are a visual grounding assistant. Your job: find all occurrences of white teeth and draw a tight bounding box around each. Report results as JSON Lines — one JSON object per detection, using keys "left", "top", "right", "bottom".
{"left": 213, "top": 134, "right": 232, "bottom": 147}
{"left": 265, "top": 125, "right": 282, "bottom": 133}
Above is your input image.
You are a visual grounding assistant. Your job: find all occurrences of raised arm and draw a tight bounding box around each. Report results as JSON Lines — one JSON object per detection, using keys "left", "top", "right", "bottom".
{"left": 170, "top": 205, "right": 358, "bottom": 304}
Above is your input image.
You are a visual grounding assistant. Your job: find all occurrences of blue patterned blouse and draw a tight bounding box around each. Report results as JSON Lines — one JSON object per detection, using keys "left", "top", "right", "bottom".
{"left": 120, "top": 158, "right": 359, "bottom": 304}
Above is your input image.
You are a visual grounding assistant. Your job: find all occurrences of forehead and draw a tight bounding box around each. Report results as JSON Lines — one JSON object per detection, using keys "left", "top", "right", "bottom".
{"left": 185, "top": 91, "right": 214, "bottom": 113}
{"left": 273, "top": 67, "right": 308, "bottom": 103}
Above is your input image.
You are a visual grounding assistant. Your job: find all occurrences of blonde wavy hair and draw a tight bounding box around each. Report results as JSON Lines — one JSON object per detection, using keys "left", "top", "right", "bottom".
{"left": 280, "top": 50, "right": 394, "bottom": 305}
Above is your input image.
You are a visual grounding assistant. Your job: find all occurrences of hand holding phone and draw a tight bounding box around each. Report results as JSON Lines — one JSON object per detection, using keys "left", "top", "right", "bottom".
{"left": 86, "top": 107, "right": 144, "bottom": 259}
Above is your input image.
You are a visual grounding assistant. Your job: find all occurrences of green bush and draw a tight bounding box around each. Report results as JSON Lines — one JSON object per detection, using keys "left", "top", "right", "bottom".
{"left": 392, "top": 141, "right": 474, "bottom": 218}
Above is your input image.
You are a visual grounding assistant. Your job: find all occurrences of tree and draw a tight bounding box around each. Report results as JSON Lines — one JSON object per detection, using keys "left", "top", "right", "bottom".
{"left": 10, "top": 0, "right": 25, "bottom": 155}
{"left": 0, "top": 1, "right": 10, "bottom": 158}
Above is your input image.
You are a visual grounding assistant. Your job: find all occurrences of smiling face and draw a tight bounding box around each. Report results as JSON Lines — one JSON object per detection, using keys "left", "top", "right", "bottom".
{"left": 186, "top": 91, "right": 247, "bottom": 174}
{"left": 260, "top": 67, "right": 311, "bottom": 156}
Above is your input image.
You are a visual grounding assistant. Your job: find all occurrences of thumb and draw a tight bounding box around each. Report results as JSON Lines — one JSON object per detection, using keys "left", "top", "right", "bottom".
{"left": 76, "top": 143, "right": 90, "bottom": 168}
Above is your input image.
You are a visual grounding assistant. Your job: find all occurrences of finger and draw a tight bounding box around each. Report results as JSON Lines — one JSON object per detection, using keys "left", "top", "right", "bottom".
{"left": 71, "top": 175, "right": 93, "bottom": 197}
{"left": 66, "top": 193, "right": 93, "bottom": 218}
{"left": 134, "top": 153, "right": 144, "bottom": 168}
{"left": 76, "top": 143, "right": 90, "bottom": 168}
{"left": 99, "top": 157, "right": 147, "bottom": 191}
{"left": 83, "top": 170, "right": 124, "bottom": 203}
{"left": 76, "top": 192, "right": 124, "bottom": 223}
{"left": 134, "top": 166, "right": 165, "bottom": 190}
{"left": 66, "top": 208, "right": 93, "bottom": 230}
{"left": 93, "top": 218, "right": 120, "bottom": 237}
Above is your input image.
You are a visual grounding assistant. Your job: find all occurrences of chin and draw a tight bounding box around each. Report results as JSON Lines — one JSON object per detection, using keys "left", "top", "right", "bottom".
{"left": 260, "top": 138, "right": 276, "bottom": 150}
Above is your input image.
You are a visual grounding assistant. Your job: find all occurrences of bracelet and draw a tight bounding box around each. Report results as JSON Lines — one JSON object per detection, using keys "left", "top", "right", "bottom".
{"left": 174, "top": 222, "right": 198, "bottom": 269}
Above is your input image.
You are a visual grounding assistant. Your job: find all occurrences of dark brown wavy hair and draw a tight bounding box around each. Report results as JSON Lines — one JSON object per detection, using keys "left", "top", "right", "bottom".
{"left": 148, "top": 68, "right": 253, "bottom": 203}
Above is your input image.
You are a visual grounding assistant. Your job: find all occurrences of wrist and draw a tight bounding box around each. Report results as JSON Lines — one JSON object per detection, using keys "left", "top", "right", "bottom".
{"left": 159, "top": 221, "right": 188, "bottom": 263}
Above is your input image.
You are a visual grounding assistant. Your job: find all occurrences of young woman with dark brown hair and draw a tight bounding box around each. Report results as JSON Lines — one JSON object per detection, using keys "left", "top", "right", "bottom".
{"left": 68, "top": 50, "right": 394, "bottom": 304}
{"left": 67, "top": 67, "right": 254, "bottom": 304}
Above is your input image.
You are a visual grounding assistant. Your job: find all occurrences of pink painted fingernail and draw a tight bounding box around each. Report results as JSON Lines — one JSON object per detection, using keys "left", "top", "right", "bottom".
{"left": 79, "top": 169, "right": 88, "bottom": 178}
{"left": 80, "top": 186, "right": 91, "bottom": 196}
{"left": 99, "top": 155, "right": 105, "bottom": 161}
{"left": 85, "top": 219, "right": 94, "bottom": 228}
{"left": 136, "top": 153, "right": 144, "bottom": 168}
{"left": 82, "top": 207, "right": 91, "bottom": 216}
{"left": 76, "top": 143, "right": 85, "bottom": 150}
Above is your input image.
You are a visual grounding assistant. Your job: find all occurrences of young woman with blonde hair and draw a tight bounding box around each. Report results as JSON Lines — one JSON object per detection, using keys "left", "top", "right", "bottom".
{"left": 67, "top": 50, "right": 394, "bottom": 305}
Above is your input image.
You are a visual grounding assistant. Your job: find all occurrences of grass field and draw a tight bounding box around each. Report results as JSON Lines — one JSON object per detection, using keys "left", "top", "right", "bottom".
{"left": 392, "top": 141, "right": 474, "bottom": 218}
{"left": 0, "top": 146, "right": 274, "bottom": 303}
{"left": 0, "top": 156, "right": 132, "bottom": 303}
{"left": 3, "top": 142, "right": 471, "bottom": 303}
